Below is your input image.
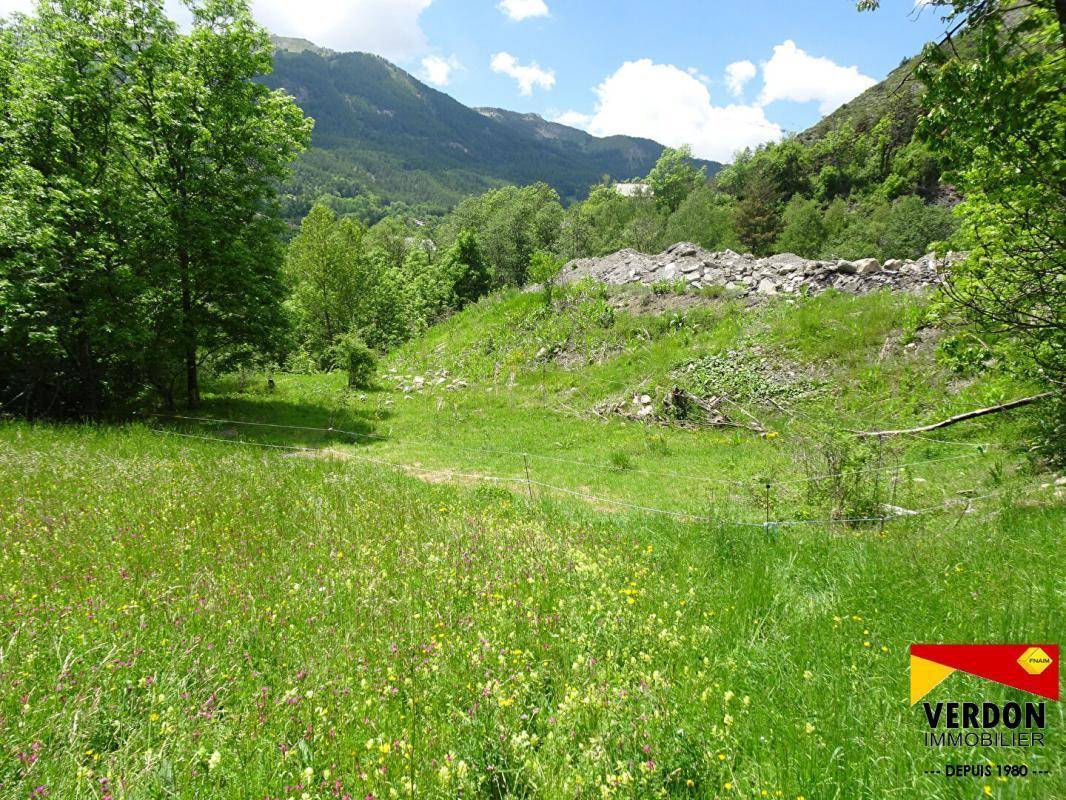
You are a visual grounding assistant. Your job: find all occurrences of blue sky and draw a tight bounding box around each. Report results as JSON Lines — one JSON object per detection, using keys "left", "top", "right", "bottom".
{"left": 0, "top": 0, "right": 951, "bottom": 162}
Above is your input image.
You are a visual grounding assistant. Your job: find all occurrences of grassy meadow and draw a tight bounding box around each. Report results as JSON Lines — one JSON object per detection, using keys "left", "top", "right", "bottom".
{"left": 2, "top": 288, "right": 1064, "bottom": 799}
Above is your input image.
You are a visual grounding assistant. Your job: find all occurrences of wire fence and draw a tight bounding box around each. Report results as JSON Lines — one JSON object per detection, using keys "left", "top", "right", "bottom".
{"left": 147, "top": 418, "right": 1038, "bottom": 533}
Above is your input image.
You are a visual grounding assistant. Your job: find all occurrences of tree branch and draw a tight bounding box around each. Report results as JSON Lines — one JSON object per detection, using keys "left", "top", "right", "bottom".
{"left": 856, "top": 392, "right": 1055, "bottom": 437}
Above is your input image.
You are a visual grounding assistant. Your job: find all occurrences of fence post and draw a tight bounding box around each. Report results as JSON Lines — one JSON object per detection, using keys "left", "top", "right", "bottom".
{"left": 523, "top": 453, "right": 535, "bottom": 503}
{"left": 875, "top": 434, "right": 886, "bottom": 534}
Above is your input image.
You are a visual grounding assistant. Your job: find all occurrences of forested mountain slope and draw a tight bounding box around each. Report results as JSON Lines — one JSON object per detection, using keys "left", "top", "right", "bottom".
{"left": 261, "top": 39, "right": 720, "bottom": 221}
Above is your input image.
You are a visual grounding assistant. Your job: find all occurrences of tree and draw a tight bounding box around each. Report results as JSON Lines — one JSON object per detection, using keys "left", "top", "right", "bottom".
{"left": 879, "top": 195, "right": 955, "bottom": 260}
{"left": 436, "top": 183, "right": 562, "bottom": 286}
{"left": 558, "top": 183, "right": 644, "bottom": 259}
{"left": 861, "top": 0, "right": 1065, "bottom": 456}
{"left": 662, "top": 185, "right": 740, "bottom": 251}
{"left": 0, "top": 0, "right": 310, "bottom": 415}
{"left": 364, "top": 215, "right": 411, "bottom": 271}
{"left": 285, "top": 203, "right": 360, "bottom": 365}
{"left": 125, "top": 0, "right": 312, "bottom": 407}
{"left": 857, "top": 1, "right": 1066, "bottom": 49}
{"left": 446, "top": 231, "right": 493, "bottom": 307}
{"left": 732, "top": 176, "right": 780, "bottom": 256}
{"left": 332, "top": 330, "right": 377, "bottom": 389}
{"left": 0, "top": 0, "right": 163, "bottom": 415}
{"left": 646, "top": 145, "right": 706, "bottom": 214}
{"left": 528, "top": 250, "right": 564, "bottom": 306}
{"left": 926, "top": 6, "right": 1064, "bottom": 380}
{"left": 774, "top": 196, "right": 827, "bottom": 258}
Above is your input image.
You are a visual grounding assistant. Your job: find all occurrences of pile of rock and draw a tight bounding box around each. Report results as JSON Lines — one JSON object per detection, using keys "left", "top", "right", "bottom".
{"left": 559, "top": 242, "right": 960, "bottom": 297}
{"left": 387, "top": 368, "right": 468, "bottom": 394}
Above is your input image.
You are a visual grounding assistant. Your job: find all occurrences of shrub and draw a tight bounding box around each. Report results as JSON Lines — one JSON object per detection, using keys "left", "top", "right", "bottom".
{"left": 333, "top": 331, "right": 377, "bottom": 389}
{"left": 528, "top": 250, "right": 564, "bottom": 305}
{"left": 774, "top": 195, "right": 827, "bottom": 258}
{"left": 799, "top": 433, "right": 893, "bottom": 524}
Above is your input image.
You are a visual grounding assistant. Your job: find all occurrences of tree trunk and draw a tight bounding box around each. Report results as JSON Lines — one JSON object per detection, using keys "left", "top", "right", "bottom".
{"left": 856, "top": 393, "right": 1054, "bottom": 437}
{"left": 1056, "top": 0, "right": 1066, "bottom": 50}
{"left": 179, "top": 246, "right": 200, "bottom": 409}
{"left": 77, "top": 333, "right": 100, "bottom": 418}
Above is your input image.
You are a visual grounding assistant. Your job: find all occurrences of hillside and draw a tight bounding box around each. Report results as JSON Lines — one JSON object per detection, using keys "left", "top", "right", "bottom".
{"left": 799, "top": 54, "right": 925, "bottom": 143}
{"left": 7, "top": 284, "right": 1063, "bottom": 798}
{"left": 261, "top": 39, "right": 721, "bottom": 221}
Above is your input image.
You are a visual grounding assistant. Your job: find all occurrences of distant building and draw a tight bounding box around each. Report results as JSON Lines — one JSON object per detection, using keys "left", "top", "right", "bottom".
{"left": 614, "top": 182, "right": 652, "bottom": 198}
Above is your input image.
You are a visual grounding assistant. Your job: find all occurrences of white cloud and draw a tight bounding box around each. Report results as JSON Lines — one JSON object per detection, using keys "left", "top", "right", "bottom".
{"left": 687, "top": 66, "right": 710, "bottom": 85}
{"left": 758, "top": 40, "right": 875, "bottom": 114}
{"left": 0, "top": 0, "right": 33, "bottom": 15}
{"left": 491, "top": 52, "right": 556, "bottom": 95}
{"left": 568, "top": 59, "right": 782, "bottom": 163}
{"left": 1, "top": 0, "right": 433, "bottom": 58}
{"left": 498, "top": 0, "right": 549, "bottom": 21}
{"left": 420, "top": 54, "right": 460, "bottom": 86}
{"left": 1, "top": 0, "right": 432, "bottom": 58}
{"left": 250, "top": 0, "right": 433, "bottom": 61}
{"left": 724, "top": 60, "right": 756, "bottom": 96}
{"left": 553, "top": 110, "right": 593, "bottom": 129}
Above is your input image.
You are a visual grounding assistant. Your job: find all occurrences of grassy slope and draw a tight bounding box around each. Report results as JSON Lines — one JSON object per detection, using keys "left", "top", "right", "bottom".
{"left": 2, "top": 290, "right": 1064, "bottom": 799}
{"left": 189, "top": 288, "right": 1049, "bottom": 523}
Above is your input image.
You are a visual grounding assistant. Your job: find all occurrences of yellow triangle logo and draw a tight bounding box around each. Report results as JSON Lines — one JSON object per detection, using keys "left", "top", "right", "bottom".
{"left": 910, "top": 655, "right": 957, "bottom": 705}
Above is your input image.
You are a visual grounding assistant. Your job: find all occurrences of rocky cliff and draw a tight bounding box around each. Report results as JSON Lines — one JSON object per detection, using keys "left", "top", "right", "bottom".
{"left": 560, "top": 242, "right": 955, "bottom": 297}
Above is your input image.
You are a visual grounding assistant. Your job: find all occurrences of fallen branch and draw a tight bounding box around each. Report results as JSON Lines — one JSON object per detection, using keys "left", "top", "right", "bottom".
{"left": 856, "top": 392, "right": 1055, "bottom": 438}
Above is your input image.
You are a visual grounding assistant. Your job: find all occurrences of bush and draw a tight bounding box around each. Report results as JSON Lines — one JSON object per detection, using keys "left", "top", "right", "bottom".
{"left": 528, "top": 250, "right": 564, "bottom": 305}
{"left": 662, "top": 185, "right": 739, "bottom": 251}
{"left": 799, "top": 433, "right": 892, "bottom": 524}
{"left": 333, "top": 331, "right": 377, "bottom": 389}
{"left": 774, "top": 195, "right": 827, "bottom": 258}
{"left": 879, "top": 195, "right": 956, "bottom": 260}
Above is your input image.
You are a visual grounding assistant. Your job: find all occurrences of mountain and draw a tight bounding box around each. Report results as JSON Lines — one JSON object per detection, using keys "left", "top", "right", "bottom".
{"left": 473, "top": 107, "right": 692, "bottom": 179}
{"left": 799, "top": 53, "right": 925, "bottom": 143}
{"left": 261, "top": 39, "right": 722, "bottom": 221}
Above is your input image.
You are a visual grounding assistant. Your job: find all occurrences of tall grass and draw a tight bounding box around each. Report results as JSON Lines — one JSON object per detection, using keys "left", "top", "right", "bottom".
{"left": 0, "top": 423, "right": 1062, "bottom": 798}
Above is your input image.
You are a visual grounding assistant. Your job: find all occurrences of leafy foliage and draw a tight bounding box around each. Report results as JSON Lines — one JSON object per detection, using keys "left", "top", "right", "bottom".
{"left": 646, "top": 145, "right": 707, "bottom": 213}
{"left": 332, "top": 330, "right": 377, "bottom": 389}
{"left": 436, "top": 184, "right": 563, "bottom": 286}
{"left": 0, "top": 0, "right": 311, "bottom": 415}
{"left": 528, "top": 250, "right": 565, "bottom": 305}
{"left": 919, "top": 5, "right": 1065, "bottom": 397}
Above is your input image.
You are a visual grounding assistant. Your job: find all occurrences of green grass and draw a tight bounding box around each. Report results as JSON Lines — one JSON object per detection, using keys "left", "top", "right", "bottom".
{"left": 2, "top": 288, "right": 1063, "bottom": 799}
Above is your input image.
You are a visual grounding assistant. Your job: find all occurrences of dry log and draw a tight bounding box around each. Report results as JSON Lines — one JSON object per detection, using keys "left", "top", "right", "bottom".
{"left": 856, "top": 392, "right": 1054, "bottom": 438}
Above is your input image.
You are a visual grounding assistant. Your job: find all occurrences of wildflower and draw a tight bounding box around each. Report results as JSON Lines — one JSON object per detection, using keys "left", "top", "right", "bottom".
{"left": 303, "top": 766, "right": 314, "bottom": 782}
{"left": 208, "top": 751, "right": 221, "bottom": 771}
{"left": 803, "top": 670, "right": 813, "bottom": 680}
{"left": 804, "top": 723, "right": 815, "bottom": 734}
{"left": 984, "top": 788, "right": 993, "bottom": 796}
